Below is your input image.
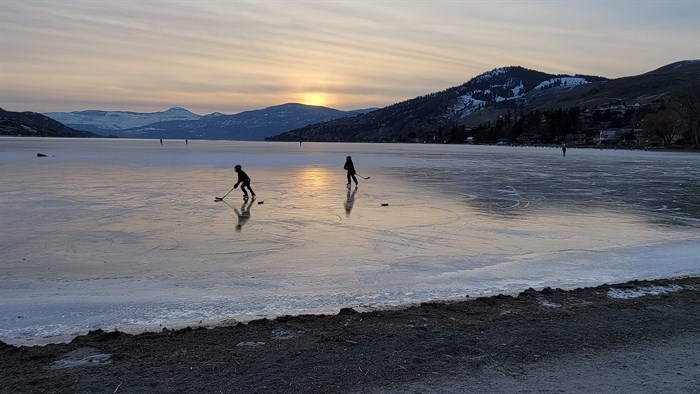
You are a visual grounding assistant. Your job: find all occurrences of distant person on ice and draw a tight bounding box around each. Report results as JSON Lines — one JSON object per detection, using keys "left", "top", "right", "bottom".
{"left": 233, "top": 164, "right": 256, "bottom": 199}
{"left": 344, "top": 156, "right": 358, "bottom": 187}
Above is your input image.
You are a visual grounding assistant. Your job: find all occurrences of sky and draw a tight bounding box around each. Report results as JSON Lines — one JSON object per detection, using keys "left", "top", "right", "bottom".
{"left": 1, "top": 0, "right": 698, "bottom": 115}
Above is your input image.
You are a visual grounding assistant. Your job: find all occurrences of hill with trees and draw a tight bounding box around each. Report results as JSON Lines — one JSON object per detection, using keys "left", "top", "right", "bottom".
{"left": 0, "top": 108, "right": 101, "bottom": 138}
{"left": 267, "top": 61, "right": 700, "bottom": 149}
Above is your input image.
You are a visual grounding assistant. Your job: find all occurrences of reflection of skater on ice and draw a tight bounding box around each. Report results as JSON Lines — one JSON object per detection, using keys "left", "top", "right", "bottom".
{"left": 344, "top": 156, "right": 358, "bottom": 187}
{"left": 234, "top": 197, "right": 255, "bottom": 231}
{"left": 234, "top": 164, "right": 256, "bottom": 199}
{"left": 344, "top": 186, "right": 358, "bottom": 217}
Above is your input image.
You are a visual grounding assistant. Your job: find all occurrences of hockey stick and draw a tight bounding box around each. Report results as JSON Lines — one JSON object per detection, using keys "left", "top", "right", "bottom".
{"left": 356, "top": 174, "right": 370, "bottom": 180}
{"left": 215, "top": 186, "right": 235, "bottom": 201}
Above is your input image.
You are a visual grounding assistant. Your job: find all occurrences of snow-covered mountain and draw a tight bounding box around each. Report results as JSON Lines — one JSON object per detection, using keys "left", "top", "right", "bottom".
{"left": 40, "top": 61, "right": 697, "bottom": 144}
{"left": 44, "top": 107, "right": 204, "bottom": 134}
{"left": 443, "top": 66, "right": 605, "bottom": 120}
{"left": 269, "top": 66, "right": 606, "bottom": 142}
{"left": 114, "top": 103, "right": 375, "bottom": 140}
{"left": 458, "top": 75, "right": 590, "bottom": 113}
{"left": 44, "top": 104, "right": 374, "bottom": 140}
{"left": 269, "top": 60, "right": 698, "bottom": 143}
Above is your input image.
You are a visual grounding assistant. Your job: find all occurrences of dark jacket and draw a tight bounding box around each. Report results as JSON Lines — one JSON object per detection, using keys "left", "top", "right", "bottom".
{"left": 235, "top": 170, "right": 250, "bottom": 187}
{"left": 344, "top": 159, "right": 356, "bottom": 174}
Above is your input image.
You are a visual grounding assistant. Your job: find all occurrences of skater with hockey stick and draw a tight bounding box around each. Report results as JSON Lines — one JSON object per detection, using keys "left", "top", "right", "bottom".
{"left": 343, "top": 156, "right": 370, "bottom": 188}
{"left": 233, "top": 164, "right": 256, "bottom": 199}
{"left": 344, "top": 156, "right": 358, "bottom": 187}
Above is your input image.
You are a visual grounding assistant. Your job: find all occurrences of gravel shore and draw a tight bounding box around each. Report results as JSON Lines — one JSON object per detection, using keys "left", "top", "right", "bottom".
{"left": 2, "top": 276, "right": 698, "bottom": 393}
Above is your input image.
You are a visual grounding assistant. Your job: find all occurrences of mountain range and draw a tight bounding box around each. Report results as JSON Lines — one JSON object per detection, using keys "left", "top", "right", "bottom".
{"left": 2, "top": 60, "right": 697, "bottom": 143}
{"left": 43, "top": 104, "right": 375, "bottom": 140}
{"left": 44, "top": 106, "right": 202, "bottom": 134}
{"left": 267, "top": 60, "right": 699, "bottom": 143}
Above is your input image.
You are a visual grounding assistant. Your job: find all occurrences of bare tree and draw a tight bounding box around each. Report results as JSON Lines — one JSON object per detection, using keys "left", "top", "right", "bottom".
{"left": 641, "top": 110, "right": 680, "bottom": 147}
{"left": 673, "top": 80, "right": 700, "bottom": 149}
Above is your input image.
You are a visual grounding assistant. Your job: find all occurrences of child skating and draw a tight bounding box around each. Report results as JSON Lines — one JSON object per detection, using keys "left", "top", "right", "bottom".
{"left": 233, "top": 164, "right": 256, "bottom": 199}
{"left": 344, "top": 156, "right": 358, "bottom": 188}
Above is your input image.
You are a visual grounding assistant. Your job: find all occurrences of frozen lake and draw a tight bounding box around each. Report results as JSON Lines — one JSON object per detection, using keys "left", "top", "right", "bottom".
{"left": 1, "top": 137, "right": 698, "bottom": 345}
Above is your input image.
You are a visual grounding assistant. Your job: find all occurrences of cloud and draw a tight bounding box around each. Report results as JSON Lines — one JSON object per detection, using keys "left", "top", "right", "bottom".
{"left": 1, "top": 0, "right": 698, "bottom": 114}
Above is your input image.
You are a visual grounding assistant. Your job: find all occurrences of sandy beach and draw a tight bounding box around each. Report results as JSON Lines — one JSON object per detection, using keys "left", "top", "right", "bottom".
{"left": 2, "top": 276, "right": 698, "bottom": 393}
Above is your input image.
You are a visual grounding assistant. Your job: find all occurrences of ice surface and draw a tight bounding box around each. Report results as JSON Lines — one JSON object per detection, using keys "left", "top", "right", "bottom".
{"left": 1, "top": 138, "right": 698, "bottom": 345}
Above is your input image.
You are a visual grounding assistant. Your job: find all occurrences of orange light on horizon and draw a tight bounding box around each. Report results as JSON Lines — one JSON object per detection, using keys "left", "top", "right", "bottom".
{"left": 298, "top": 92, "right": 331, "bottom": 108}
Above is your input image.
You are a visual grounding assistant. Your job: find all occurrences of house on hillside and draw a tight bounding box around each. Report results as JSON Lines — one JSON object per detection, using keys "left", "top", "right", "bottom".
{"left": 598, "top": 129, "right": 623, "bottom": 145}
{"left": 597, "top": 128, "right": 646, "bottom": 147}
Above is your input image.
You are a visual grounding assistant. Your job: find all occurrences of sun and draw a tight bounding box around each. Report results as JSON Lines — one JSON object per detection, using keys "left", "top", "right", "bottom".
{"left": 299, "top": 92, "right": 330, "bottom": 107}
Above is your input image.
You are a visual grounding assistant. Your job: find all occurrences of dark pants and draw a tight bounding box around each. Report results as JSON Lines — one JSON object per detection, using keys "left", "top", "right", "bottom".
{"left": 241, "top": 180, "right": 255, "bottom": 196}
{"left": 347, "top": 173, "right": 357, "bottom": 185}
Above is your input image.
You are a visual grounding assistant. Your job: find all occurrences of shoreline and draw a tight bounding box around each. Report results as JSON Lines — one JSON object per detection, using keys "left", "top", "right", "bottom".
{"left": 2, "top": 275, "right": 698, "bottom": 393}
{"left": 4, "top": 266, "right": 699, "bottom": 348}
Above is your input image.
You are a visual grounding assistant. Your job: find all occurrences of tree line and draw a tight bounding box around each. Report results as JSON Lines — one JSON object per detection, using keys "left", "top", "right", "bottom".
{"left": 406, "top": 83, "right": 700, "bottom": 149}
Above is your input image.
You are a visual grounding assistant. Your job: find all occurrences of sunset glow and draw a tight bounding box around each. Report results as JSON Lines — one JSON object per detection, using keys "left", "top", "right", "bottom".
{"left": 299, "top": 92, "right": 331, "bottom": 108}
{"left": 0, "top": 0, "right": 697, "bottom": 115}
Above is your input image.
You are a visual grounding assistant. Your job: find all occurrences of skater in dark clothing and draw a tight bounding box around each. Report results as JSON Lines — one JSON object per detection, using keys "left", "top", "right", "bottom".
{"left": 233, "top": 164, "right": 256, "bottom": 199}
{"left": 562, "top": 145, "right": 567, "bottom": 157}
{"left": 344, "top": 156, "right": 358, "bottom": 187}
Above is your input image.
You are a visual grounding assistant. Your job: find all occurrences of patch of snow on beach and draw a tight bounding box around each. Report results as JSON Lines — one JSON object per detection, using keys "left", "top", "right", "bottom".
{"left": 538, "top": 298, "right": 561, "bottom": 308}
{"left": 50, "top": 348, "right": 112, "bottom": 369}
{"left": 607, "top": 285, "right": 683, "bottom": 299}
